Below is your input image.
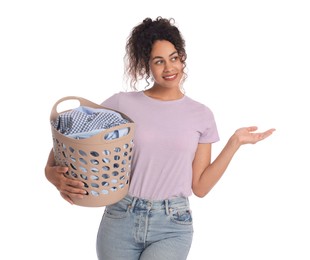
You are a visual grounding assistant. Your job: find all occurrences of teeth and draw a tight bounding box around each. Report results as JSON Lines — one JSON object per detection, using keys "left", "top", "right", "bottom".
{"left": 164, "top": 75, "right": 175, "bottom": 79}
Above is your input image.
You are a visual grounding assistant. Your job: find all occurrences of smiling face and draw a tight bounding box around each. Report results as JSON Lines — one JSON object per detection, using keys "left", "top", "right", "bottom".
{"left": 149, "top": 40, "right": 184, "bottom": 90}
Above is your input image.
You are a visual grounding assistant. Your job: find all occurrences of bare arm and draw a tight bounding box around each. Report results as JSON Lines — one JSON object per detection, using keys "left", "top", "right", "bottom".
{"left": 45, "top": 149, "right": 87, "bottom": 204}
{"left": 192, "top": 126, "right": 275, "bottom": 197}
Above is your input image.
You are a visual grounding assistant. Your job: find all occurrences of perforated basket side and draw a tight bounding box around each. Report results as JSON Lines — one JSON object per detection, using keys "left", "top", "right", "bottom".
{"left": 50, "top": 96, "right": 135, "bottom": 207}
{"left": 52, "top": 123, "right": 135, "bottom": 207}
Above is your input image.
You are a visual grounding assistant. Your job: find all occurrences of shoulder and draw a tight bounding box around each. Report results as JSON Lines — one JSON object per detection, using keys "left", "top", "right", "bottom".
{"left": 110, "top": 91, "right": 142, "bottom": 100}
{"left": 101, "top": 91, "right": 143, "bottom": 111}
{"left": 101, "top": 91, "right": 141, "bottom": 103}
{"left": 183, "top": 95, "right": 215, "bottom": 115}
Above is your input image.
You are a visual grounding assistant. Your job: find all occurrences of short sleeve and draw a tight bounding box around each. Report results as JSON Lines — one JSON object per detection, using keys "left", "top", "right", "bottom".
{"left": 100, "top": 92, "right": 122, "bottom": 110}
{"left": 199, "top": 108, "right": 220, "bottom": 144}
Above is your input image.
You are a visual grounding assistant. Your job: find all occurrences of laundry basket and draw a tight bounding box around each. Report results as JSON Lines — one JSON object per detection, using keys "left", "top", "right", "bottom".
{"left": 50, "top": 96, "right": 135, "bottom": 207}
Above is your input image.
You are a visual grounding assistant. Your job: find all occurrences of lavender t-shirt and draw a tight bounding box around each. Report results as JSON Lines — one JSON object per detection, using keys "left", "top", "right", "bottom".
{"left": 101, "top": 91, "right": 219, "bottom": 200}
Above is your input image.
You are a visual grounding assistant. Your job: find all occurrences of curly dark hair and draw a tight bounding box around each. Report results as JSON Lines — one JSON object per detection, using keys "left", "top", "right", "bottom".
{"left": 124, "top": 16, "right": 187, "bottom": 90}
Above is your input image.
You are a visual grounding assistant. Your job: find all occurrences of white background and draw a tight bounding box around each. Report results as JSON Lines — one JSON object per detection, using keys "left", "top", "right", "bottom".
{"left": 1, "top": 0, "right": 309, "bottom": 259}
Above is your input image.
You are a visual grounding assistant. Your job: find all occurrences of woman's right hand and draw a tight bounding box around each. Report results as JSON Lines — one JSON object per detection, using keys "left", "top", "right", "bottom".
{"left": 45, "top": 150, "right": 87, "bottom": 204}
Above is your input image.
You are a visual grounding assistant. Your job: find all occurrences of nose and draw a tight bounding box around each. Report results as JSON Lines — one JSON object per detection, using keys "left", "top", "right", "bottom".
{"left": 164, "top": 61, "right": 174, "bottom": 72}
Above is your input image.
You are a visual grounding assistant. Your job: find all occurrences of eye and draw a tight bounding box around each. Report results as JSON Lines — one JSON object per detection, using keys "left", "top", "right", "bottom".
{"left": 154, "top": 59, "right": 164, "bottom": 65}
{"left": 171, "top": 56, "right": 179, "bottom": 62}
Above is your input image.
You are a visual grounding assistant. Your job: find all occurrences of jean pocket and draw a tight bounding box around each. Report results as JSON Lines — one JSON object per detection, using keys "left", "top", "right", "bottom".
{"left": 170, "top": 207, "right": 193, "bottom": 225}
{"left": 104, "top": 203, "right": 129, "bottom": 219}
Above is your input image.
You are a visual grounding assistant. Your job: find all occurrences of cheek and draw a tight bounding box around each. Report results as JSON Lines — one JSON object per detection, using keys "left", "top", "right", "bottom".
{"left": 150, "top": 67, "right": 162, "bottom": 78}
{"left": 177, "top": 64, "right": 185, "bottom": 76}
{"left": 171, "top": 61, "right": 183, "bottom": 72}
{"left": 178, "top": 62, "right": 185, "bottom": 70}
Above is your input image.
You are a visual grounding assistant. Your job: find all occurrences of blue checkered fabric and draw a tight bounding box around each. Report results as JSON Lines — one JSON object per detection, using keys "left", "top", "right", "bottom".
{"left": 52, "top": 106, "right": 129, "bottom": 135}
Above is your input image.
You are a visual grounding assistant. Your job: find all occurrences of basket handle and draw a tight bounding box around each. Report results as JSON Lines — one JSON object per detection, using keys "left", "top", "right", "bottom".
{"left": 50, "top": 96, "right": 134, "bottom": 123}
{"left": 50, "top": 96, "right": 104, "bottom": 121}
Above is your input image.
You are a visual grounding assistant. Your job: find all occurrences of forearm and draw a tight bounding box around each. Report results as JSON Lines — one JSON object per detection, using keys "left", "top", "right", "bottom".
{"left": 46, "top": 149, "right": 55, "bottom": 167}
{"left": 44, "top": 149, "right": 66, "bottom": 186}
{"left": 45, "top": 148, "right": 58, "bottom": 184}
{"left": 195, "top": 135, "right": 240, "bottom": 197}
{"left": 44, "top": 148, "right": 84, "bottom": 204}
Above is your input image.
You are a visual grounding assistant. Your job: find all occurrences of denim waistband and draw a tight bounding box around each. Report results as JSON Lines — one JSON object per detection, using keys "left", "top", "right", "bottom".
{"left": 121, "top": 195, "right": 190, "bottom": 214}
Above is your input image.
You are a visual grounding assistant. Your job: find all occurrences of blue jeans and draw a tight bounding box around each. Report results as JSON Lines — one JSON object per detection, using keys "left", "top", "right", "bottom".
{"left": 96, "top": 195, "right": 193, "bottom": 260}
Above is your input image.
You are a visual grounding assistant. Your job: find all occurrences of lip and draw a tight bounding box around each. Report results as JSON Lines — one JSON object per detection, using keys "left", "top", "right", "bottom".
{"left": 163, "top": 74, "right": 178, "bottom": 80}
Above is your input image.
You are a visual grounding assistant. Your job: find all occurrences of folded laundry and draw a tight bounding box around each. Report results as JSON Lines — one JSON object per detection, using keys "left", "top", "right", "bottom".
{"left": 67, "top": 127, "right": 130, "bottom": 140}
{"left": 51, "top": 106, "right": 130, "bottom": 140}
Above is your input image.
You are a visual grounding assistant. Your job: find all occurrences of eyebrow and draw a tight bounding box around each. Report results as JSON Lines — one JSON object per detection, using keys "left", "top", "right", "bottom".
{"left": 151, "top": 51, "right": 178, "bottom": 61}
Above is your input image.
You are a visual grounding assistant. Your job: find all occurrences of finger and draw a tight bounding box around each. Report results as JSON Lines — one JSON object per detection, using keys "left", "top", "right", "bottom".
{"left": 262, "top": 129, "right": 276, "bottom": 139}
{"left": 55, "top": 166, "right": 69, "bottom": 174}
{"left": 246, "top": 126, "right": 258, "bottom": 132}
{"left": 267, "top": 128, "right": 276, "bottom": 134}
{"left": 63, "top": 185, "right": 87, "bottom": 196}
{"left": 60, "top": 185, "right": 86, "bottom": 199}
{"left": 59, "top": 175, "right": 87, "bottom": 195}
{"left": 62, "top": 189, "right": 85, "bottom": 199}
{"left": 62, "top": 175, "right": 85, "bottom": 188}
{"left": 60, "top": 192, "right": 74, "bottom": 205}
{"left": 255, "top": 129, "right": 275, "bottom": 142}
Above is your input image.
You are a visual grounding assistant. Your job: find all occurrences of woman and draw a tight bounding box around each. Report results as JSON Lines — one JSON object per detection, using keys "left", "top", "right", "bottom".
{"left": 45, "top": 17, "right": 275, "bottom": 259}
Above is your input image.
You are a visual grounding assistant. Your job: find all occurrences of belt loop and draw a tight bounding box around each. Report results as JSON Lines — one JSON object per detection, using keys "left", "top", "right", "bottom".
{"left": 129, "top": 197, "right": 137, "bottom": 213}
{"left": 165, "top": 199, "right": 169, "bottom": 215}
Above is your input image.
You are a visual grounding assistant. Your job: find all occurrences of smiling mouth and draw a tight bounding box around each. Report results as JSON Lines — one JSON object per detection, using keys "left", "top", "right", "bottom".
{"left": 163, "top": 74, "right": 177, "bottom": 80}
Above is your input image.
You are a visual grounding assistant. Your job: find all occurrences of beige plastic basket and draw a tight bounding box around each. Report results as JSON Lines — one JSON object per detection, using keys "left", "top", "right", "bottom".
{"left": 50, "top": 96, "right": 135, "bottom": 207}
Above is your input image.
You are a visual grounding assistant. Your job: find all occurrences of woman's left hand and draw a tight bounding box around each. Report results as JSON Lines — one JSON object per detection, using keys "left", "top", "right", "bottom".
{"left": 234, "top": 126, "right": 276, "bottom": 145}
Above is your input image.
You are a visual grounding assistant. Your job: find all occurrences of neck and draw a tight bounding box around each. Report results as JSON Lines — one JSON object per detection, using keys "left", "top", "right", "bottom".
{"left": 144, "top": 86, "right": 184, "bottom": 101}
